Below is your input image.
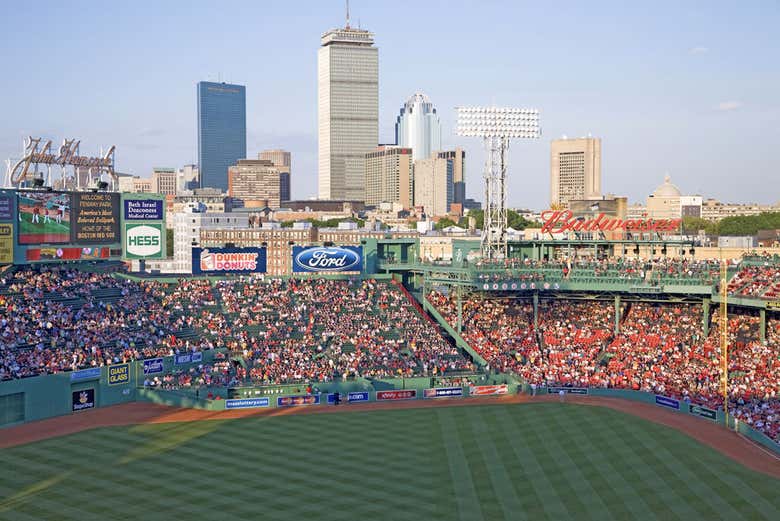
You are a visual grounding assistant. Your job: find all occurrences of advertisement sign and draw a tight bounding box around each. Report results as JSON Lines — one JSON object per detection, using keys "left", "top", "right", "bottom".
{"left": 292, "top": 246, "right": 362, "bottom": 273}
{"left": 277, "top": 395, "right": 321, "bottom": 407}
{"left": 655, "top": 395, "right": 680, "bottom": 410}
{"left": 0, "top": 224, "right": 12, "bottom": 264}
{"left": 540, "top": 210, "right": 682, "bottom": 234}
{"left": 124, "top": 223, "right": 163, "bottom": 259}
{"left": 0, "top": 192, "right": 14, "bottom": 220}
{"left": 546, "top": 387, "right": 588, "bottom": 395}
{"left": 375, "top": 389, "right": 417, "bottom": 401}
{"left": 71, "top": 192, "right": 120, "bottom": 244}
{"left": 174, "top": 352, "right": 203, "bottom": 365}
{"left": 225, "top": 398, "right": 270, "bottom": 409}
{"left": 689, "top": 404, "right": 717, "bottom": 420}
{"left": 25, "top": 246, "right": 110, "bottom": 262}
{"left": 192, "top": 247, "right": 267, "bottom": 275}
{"left": 69, "top": 367, "right": 101, "bottom": 382}
{"left": 72, "top": 388, "right": 95, "bottom": 411}
{"left": 469, "top": 384, "right": 508, "bottom": 396}
{"left": 124, "top": 199, "right": 163, "bottom": 220}
{"left": 107, "top": 364, "right": 130, "bottom": 386}
{"left": 766, "top": 301, "right": 780, "bottom": 311}
{"left": 143, "top": 358, "right": 164, "bottom": 375}
{"left": 423, "top": 387, "right": 464, "bottom": 399}
{"left": 17, "top": 191, "right": 71, "bottom": 244}
{"left": 348, "top": 391, "right": 370, "bottom": 403}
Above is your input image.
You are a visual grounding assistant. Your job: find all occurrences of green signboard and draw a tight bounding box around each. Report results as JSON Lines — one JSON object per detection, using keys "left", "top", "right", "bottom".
{"left": 124, "top": 223, "right": 164, "bottom": 259}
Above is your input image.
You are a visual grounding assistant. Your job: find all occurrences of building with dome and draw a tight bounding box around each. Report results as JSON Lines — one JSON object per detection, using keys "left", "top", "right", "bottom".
{"left": 646, "top": 175, "right": 688, "bottom": 219}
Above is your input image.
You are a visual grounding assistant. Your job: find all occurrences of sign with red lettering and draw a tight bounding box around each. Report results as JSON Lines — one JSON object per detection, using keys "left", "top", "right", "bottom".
{"left": 376, "top": 389, "right": 417, "bottom": 401}
{"left": 469, "top": 384, "right": 508, "bottom": 396}
{"left": 540, "top": 210, "right": 682, "bottom": 235}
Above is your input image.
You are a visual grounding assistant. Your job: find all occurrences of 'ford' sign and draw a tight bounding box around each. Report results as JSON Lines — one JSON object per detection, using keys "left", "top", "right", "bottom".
{"left": 292, "top": 246, "right": 362, "bottom": 273}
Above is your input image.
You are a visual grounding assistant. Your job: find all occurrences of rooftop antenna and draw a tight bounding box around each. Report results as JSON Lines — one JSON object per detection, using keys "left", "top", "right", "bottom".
{"left": 346, "top": 0, "right": 350, "bottom": 29}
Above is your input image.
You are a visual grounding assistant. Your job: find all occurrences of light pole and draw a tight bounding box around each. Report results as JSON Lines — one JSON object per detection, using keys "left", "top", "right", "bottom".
{"left": 456, "top": 106, "right": 540, "bottom": 259}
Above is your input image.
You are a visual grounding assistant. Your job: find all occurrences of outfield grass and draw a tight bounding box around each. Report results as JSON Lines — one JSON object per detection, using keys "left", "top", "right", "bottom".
{"left": 0, "top": 403, "right": 778, "bottom": 520}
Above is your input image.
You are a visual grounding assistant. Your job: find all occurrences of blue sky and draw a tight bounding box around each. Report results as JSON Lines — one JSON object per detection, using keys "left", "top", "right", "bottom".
{"left": 1, "top": 0, "right": 777, "bottom": 208}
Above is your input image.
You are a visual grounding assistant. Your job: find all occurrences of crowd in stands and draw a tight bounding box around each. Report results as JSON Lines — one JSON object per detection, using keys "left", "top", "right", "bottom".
{"left": 216, "top": 278, "right": 475, "bottom": 384}
{"left": 726, "top": 264, "right": 780, "bottom": 299}
{"left": 430, "top": 291, "right": 780, "bottom": 443}
{"left": 1, "top": 268, "right": 473, "bottom": 385}
{"left": 143, "top": 358, "right": 234, "bottom": 390}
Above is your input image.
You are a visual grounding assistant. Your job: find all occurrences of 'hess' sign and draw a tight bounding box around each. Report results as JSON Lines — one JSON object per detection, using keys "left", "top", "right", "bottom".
{"left": 293, "top": 246, "right": 362, "bottom": 272}
{"left": 541, "top": 210, "right": 682, "bottom": 234}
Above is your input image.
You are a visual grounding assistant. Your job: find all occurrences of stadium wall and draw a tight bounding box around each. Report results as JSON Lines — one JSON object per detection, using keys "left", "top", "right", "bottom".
{"left": 0, "top": 349, "right": 226, "bottom": 427}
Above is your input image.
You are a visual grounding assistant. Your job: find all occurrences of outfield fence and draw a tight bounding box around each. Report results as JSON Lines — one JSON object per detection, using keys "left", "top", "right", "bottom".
{"left": 526, "top": 385, "right": 780, "bottom": 456}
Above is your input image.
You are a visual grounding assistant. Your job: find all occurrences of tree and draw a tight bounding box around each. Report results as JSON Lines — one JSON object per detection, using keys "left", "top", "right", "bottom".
{"left": 681, "top": 216, "right": 717, "bottom": 235}
{"left": 465, "top": 209, "right": 541, "bottom": 230}
{"left": 434, "top": 217, "right": 459, "bottom": 231}
{"left": 718, "top": 212, "right": 780, "bottom": 236}
{"left": 166, "top": 228, "right": 174, "bottom": 257}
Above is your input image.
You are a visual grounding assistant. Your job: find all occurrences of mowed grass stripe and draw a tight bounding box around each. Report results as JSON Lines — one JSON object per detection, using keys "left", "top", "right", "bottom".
{"left": 437, "top": 408, "right": 485, "bottom": 521}
{"left": 529, "top": 405, "right": 621, "bottom": 519}
{"left": 467, "top": 407, "right": 526, "bottom": 520}
{"left": 492, "top": 405, "right": 572, "bottom": 520}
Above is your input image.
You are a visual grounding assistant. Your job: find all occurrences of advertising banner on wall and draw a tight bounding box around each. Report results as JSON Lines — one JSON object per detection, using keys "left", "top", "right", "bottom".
{"left": 124, "top": 223, "right": 164, "bottom": 259}
{"left": 292, "top": 246, "right": 363, "bottom": 273}
{"left": 25, "top": 247, "right": 110, "bottom": 262}
{"left": 108, "top": 364, "right": 130, "bottom": 386}
{"left": 72, "top": 389, "right": 95, "bottom": 411}
{"left": 71, "top": 192, "right": 120, "bottom": 244}
{"left": 0, "top": 191, "right": 14, "bottom": 221}
{"left": 191, "top": 247, "right": 266, "bottom": 275}
{"left": 0, "top": 224, "right": 12, "bottom": 264}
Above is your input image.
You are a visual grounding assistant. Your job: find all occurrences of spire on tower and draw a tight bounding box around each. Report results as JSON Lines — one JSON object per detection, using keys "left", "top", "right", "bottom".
{"left": 346, "top": 0, "right": 350, "bottom": 29}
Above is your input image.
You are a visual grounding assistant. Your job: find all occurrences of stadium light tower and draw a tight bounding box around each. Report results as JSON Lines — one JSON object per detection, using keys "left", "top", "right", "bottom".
{"left": 457, "top": 106, "right": 540, "bottom": 259}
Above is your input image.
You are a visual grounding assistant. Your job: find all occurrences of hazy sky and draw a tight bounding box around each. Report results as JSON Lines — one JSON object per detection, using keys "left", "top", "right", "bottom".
{"left": 1, "top": 1, "right": 777, "bottom": 208}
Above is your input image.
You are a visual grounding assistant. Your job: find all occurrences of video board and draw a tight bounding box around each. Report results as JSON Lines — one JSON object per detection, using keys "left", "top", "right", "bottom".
{"left": 17, "top": 191, "right": 72, "bottom": 244}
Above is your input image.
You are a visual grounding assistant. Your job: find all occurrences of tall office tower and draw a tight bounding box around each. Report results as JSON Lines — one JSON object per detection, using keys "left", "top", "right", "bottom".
{"left": 396, "top": 93, "right": 441, "bottom": 162}
{"left": 151, "top": 167, "right": 177, "bottom": 196}
{"left": 197, "top": 81, "right": 247, "bottom": 192}
{"left": 228, "top": 159, "right": 281, "bottom": 208}
{"left": 414, "top": 157, "right": 453, "bottom": 217}
{"left": 437, "top": 148, "right": 466, "bottom": 204}
{"left": 317, "top": 16, "right": 378, "bottom": 201}
{"left": 364, "top": 146, "right": 414, "bottom": 208}
{"left": 550, "top": 136, "right": 601, "bottom": 207}
{"left": 259, "top": 149, "right": 291, "bottom": 202}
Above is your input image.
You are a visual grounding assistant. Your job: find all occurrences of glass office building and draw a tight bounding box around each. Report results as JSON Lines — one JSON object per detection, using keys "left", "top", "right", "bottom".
{"left": 197, "top": 81, "right": 247, "bottom": 192}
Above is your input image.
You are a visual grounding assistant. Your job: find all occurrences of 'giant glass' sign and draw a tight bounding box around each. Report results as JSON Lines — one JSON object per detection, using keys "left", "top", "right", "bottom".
{"left": 292, "top": 246, "right": 362, "bottom": 273}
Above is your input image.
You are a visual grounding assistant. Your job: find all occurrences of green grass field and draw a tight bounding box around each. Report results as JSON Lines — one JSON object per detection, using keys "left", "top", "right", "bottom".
{"left": 0, "top": 403, "right": 778, "bottom": 520}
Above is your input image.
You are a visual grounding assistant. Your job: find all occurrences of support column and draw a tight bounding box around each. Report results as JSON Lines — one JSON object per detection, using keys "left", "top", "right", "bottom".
{"left": 614, "top": 295, "right": 621, "bottom": 335}
{"left": 457, "top": 285, "right": 463, "bottom": 334}
{"left": 702, "top": 298, "right": 710, "bottom": 337}
{"left": 760, "top": 308, "right": 766, "bottom": 343}
{"left": 533, "top": 292, "right": 539, "bottom": 331}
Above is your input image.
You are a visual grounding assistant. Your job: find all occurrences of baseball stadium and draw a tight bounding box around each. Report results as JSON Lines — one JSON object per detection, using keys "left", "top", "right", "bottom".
{"left": 1, "top": 242, "right": 779, "bottom": 520}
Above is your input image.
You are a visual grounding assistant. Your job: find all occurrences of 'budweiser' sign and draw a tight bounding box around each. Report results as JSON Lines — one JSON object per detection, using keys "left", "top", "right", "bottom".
{"left": 540, "top": 210, "right": 681, "bottom": 234}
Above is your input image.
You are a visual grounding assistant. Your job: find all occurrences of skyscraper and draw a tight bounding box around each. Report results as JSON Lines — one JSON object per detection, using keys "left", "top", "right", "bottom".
{"left": 550, "top": 137, "right": 601, "bottom": 207}
{"left": 318, "top": 16, "right": 378, "bottom": 201}
{"left": 414, "top": 157, "right": 453, "bottom": 217}
{"left": 396, "top": 93, "right": 441, "bottom": 162}
{"left": 364, "top": 146, "right": 413, "bottom": 208}
{"left": 437, "top": 148, "right": 466, "bottom": 205}
{"left": 228, "top": 159, "right": 281, "bottom": 208}
{"left": 259, "top": 149, "right": 291, "bottom": 203}
{"left": 197, "top": 81, "right": 247, "bottom": 192}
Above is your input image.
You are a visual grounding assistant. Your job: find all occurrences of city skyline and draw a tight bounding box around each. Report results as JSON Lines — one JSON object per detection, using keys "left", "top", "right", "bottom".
{"left": 0, "top": 1, "right": 777, "bottom": 208}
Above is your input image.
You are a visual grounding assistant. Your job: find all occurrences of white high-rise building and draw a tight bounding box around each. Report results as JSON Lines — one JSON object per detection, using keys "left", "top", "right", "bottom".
{"left": 317, "top": 18, "right": 378, "bottom": 201}
{"left": 396, "top": 93, "right": 441, "bottom": 162}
